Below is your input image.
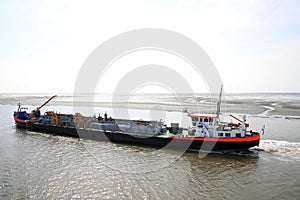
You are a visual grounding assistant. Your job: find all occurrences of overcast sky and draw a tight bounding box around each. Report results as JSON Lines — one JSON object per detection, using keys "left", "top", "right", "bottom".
{"left": 1, "top": 0, "right": 300, "bottom": 93}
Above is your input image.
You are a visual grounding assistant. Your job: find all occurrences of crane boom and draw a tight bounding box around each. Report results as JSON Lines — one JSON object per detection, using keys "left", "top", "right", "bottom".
{"left": 229, "top": 114, "right": 243, "bottom": 123}
{"left": 37, "top": 95, "right": 57, "bottom": 111}
{"left": 229, "top": 114, "right": 249, "bottom": 127}
{"left": 29, "top": 95, "right": 57, "bottom": 119}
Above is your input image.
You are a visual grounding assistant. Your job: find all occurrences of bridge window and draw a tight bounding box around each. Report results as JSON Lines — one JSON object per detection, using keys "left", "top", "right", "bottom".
{"left": 218, "top": 132, "right": 223, "bottom": 137}
{"left": 209, "top": 118, "right": 213, "bottom": 122}
{"left": 204, "top": 118, "right": 208, "bottom": 122}
{"left": 236, "top": 133, "right": 241, "bottom": 137}
{"left": 225, "top": 133, "right": 231, "bottom": 137}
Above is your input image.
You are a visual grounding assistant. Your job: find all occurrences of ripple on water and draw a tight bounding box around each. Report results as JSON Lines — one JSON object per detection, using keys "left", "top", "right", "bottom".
{"left": 1, "top": 104, "right": 300, "bottom": 199}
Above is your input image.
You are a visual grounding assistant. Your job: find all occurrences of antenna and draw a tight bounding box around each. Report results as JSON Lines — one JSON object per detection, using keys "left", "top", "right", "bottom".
{"left": 17, "top": 102, "right": 21, "bottom": 112}
{"left": 182, "top": 108, "right": 191, "bottom": 115}
{"left": 216, "top": 84, "right": 223, "bottom": 119}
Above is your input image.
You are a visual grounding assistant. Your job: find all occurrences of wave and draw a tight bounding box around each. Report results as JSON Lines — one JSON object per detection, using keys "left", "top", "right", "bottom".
{"left": 258, "top": 105, "right": 275, "bottom": 116}
{"left": 249, "top": 114, "right": 300, "bottom": 120}
{"left": 252, "top": 140, "right": 300, "bottom": 161}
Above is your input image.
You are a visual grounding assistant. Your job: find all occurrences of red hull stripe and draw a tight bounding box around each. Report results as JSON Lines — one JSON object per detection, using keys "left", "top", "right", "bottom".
{"left": 14, "top": 117, "right": 27, "bottom": 123}
{"left": 170, "top": 135, "right": 260, "bottom": 142}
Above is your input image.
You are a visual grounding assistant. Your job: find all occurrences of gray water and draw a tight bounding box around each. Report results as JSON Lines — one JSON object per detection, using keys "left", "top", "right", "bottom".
{"left": 0, "top": 94, "right": 300, "bottom": 199}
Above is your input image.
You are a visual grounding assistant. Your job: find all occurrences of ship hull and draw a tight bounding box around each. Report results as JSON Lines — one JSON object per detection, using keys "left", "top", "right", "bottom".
{"left": 15, "top": 120, "right": 260, "bottom": 152}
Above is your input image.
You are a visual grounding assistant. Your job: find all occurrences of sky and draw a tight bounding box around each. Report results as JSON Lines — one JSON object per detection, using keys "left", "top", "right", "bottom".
{"left": 0, "top": 0, "right": 300, "bottom": 93}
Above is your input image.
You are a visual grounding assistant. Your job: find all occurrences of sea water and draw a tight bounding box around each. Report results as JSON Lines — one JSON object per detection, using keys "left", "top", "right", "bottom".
{"left": 0, "top": 93, "right": 299, "bottom": 199}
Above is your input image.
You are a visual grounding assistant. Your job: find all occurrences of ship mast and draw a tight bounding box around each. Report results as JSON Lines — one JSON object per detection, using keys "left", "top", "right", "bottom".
{"left": 216, "top": 84, "right": 223, "bottom": 119}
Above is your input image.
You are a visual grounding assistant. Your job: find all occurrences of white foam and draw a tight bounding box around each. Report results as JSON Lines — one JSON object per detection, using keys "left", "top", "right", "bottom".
{"left": 258, "top": 105, "right": 275, "bottom": 116}
{"left": 253, "top": 140, "right": 300, "bottom": 161}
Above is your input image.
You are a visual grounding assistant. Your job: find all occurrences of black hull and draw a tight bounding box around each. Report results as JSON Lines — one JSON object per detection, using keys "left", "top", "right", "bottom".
{"left": 16, "top": 122, "right": 259, "bottom": 152}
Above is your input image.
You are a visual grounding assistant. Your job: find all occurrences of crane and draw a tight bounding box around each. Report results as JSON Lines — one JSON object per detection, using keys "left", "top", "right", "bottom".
{"left": 29, "top": 95, "right": 57, "bottom": 119}
{"left": 229, "top": 114, "right": 249, "bottom": 127}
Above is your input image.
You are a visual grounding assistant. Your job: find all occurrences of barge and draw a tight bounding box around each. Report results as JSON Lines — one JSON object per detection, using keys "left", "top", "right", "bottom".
{"left": 13, "top": 91, "right": 260, "bottom": 152}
